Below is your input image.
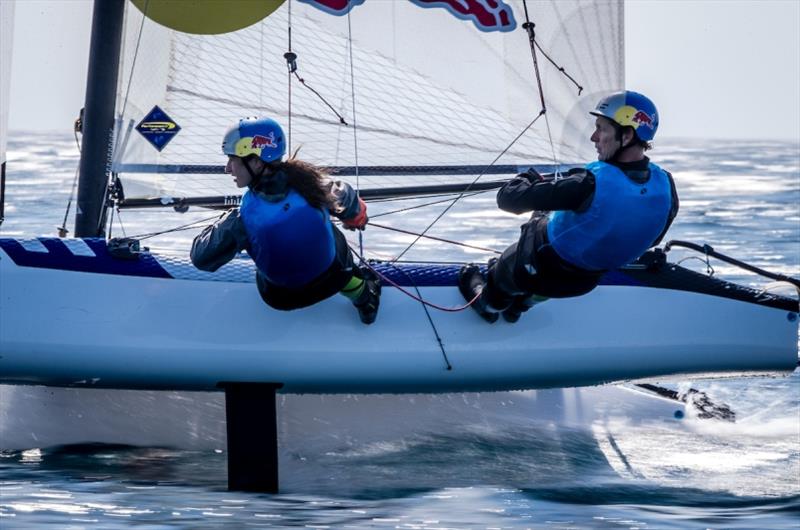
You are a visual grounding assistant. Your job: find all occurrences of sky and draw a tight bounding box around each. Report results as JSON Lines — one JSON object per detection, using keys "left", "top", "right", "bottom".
{"left": 4, "top": 0, "right": 800, "bottom": 141}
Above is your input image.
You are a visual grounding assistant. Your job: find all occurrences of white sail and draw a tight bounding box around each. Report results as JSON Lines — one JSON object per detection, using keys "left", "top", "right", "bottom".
{"left": 111, "top": 0, "right": 624, "bottom": 199}
{"left": 0, "top": 0, "right": 14, "bottom": 168}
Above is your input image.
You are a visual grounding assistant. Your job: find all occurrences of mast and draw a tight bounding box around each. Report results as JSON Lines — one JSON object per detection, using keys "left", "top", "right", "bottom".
{"left": 74, "top": 0, "right": 125, "bottom": 237}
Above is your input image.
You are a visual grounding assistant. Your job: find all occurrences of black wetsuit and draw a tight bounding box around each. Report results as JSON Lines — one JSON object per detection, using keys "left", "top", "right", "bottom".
{"left": 484, "top": 156, "right": 679, "bottom": 310}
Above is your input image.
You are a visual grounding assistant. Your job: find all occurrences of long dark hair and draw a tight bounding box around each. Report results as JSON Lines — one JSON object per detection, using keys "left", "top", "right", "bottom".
{"left": 250, "top": 153, "right": 337, "bottom": 210}
{"left": 280, "top": 155, "right": 337, "bottom": 210}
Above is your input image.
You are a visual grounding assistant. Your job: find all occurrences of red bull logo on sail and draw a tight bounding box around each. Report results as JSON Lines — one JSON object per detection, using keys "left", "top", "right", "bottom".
{"left": 411, "top": 0, "right": 516, "bottom": 32}
{"left": 300, "top": 0, "right": 516, "bottom": 32}
{"left": 298, "top": 0, "right": 365, "bottom": 16}
{"left": 632, "top": 110, "right": 655, "bottom": 129}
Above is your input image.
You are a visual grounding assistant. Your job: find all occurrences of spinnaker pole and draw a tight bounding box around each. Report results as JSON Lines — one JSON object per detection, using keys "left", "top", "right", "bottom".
{"left": 74, "top": 0, "right": 125, "bottom": 237}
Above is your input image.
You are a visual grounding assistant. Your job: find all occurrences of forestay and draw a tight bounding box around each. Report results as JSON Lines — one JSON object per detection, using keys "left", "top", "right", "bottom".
{"left": 111, "top": 0, "right": 624, "bottom": 202}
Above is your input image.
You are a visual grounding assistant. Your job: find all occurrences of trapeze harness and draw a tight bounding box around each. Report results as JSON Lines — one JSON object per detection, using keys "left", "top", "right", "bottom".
{"left": 547, "top": 161, "right": 672, "bottom": 271}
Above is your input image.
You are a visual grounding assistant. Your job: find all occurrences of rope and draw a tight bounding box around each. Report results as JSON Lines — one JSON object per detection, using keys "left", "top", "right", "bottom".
{"left": 119, "top": 214, "right": 222, "bottom": 242}
{"left": 387, "top": 262, "right": 453, "bottom": 370}
{"left": 368, "top": 191, "right": 487, "bottom": 215}
{"left": 347, "top": 12, "right": 364, "bottom": 258}
{"left": 521, "top": 3, "right": 559, "bottom": 171}
{"left": 521, "top": 0, "right": 586, "bottom": 175}
{"left": 284, "top": 1, "right": 347, "bottom": 134}
{"left": 367, "top": 222, "right": 501, "bottom": 255}
{"left": 350, "top": 244, "right": 481, "bottom": 312}
{"left": 665, "top": 240, "right": 800, "bottom": 289}
{"left": 291, "top": 72, "right": 348, "bottom": 125}
{"left": 392, "top": 111, "right": 545, "bottom": 262}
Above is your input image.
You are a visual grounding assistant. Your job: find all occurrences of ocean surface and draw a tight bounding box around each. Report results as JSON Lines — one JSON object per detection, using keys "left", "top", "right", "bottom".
{"left": 0, "top": 132, "right": 799, "bottom": 528}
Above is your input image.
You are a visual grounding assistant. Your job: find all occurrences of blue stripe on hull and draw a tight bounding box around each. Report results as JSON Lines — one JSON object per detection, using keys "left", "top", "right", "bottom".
{"left": 0, "top": 238, "right": 172, "bottom": 279}
{"left": 0, "top": 237, "right": 638, "bottom": 288}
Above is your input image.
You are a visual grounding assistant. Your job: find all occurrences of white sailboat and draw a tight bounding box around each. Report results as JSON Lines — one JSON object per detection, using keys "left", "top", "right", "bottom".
{"left": 1, "top": 0, "right": 796, "bottom": 392}
{"left": 0, "top": 0, "right": 797, "bottom": 489}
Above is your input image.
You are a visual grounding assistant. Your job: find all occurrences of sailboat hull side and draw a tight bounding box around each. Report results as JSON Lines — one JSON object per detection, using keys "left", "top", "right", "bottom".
{"left": 1, "top": 244, "right": 797, "bottom": 392}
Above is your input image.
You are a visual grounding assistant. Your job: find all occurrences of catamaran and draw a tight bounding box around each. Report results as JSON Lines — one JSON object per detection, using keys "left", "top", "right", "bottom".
{"left": 0, "top": 0, "right": 797, "bottom": 491}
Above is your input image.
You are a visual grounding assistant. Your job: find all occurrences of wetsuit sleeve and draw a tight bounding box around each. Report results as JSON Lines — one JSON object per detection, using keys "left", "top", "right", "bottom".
{"left": 326, "top": 179, "right": 361, "bottom": 220}
{"left": 650, "top": 171, "right": 680, "bottom": 247}
{"left": 496, "top": 168, "right": 595, "bottom": 214}
{"left": 190, "top": 208, "right": 249, "bottom": 272}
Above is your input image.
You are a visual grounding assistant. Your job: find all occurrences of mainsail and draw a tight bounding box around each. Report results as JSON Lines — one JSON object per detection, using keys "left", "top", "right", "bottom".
{"left": 111, "top": 0, "right": 624, "bottom": 203}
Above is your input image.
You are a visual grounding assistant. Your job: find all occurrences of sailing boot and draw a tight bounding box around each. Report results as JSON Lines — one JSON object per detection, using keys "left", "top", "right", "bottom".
{"left": 502, "top": 294, "right": 549, "bottom": 323}
{"left": 458, "top": 264, "right": 499, "bottom": 323}
{"left": 350, "top": 267, "right": 381, "bottom": 325}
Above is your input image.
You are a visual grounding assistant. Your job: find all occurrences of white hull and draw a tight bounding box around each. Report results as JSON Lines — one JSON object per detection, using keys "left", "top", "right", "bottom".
{"left": 1, "top": 238, "right": 796, "bottom": 392}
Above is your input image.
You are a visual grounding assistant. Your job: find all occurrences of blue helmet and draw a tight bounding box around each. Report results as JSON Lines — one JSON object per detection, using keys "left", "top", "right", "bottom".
{"left": 221, "top": 117, "right": 286, "bottom": 163}
{"left": 590, "top": 91, "right": 659, "bottom": 142}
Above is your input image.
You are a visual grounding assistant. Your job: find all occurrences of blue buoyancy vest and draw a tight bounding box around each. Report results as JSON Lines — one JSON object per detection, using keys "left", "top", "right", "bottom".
{"left": 240, "top": 188, "right": 336, "bottom": 287}
{"left": 547, "top": 161, "right": 672, "bottom": 271}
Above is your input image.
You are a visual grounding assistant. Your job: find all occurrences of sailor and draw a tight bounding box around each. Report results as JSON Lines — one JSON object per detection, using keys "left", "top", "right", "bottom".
{"left": 191, "top": 117, "right": 380, "bottom": 324}
{"left": 459, "top": 91, "right": 679, "bottom": 323}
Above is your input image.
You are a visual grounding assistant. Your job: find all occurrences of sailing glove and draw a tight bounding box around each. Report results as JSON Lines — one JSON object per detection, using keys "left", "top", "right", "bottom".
{"left": 518, "top": 167, "right": 545, "bottom": 184}
{"left": 342, "top": 197, "right": 368, "bottom": 230}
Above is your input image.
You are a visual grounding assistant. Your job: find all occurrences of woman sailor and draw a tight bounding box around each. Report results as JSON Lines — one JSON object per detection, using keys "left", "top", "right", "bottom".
{"left": 460, "top": 91, "right": 679, "bottom": 323}
{"left": 191, "top": 117, "right": 380, "bottom": 324}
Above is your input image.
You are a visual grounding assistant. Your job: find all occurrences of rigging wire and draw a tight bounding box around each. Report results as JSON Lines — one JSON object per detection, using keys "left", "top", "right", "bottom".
{"left": 521, "top": 1, "right": 559, "bottom": 173}
{"left": 392, "top": 111, "right": 545, "bottom": 262}
{"left": 367, "top": 222, "right": 501, "bottom": 255}
{"left": 285, "top": 0, "right": 293, "bottom": 153}
{"left": 114, "top": 214, "right": 222, "bottom": 242}
{"left": 387, "top": 262, "right": 453, "bottom": 370}
{"left": 284, "top": 0, "right": 347, "bottom": 127}
{"left": 119, "top": 0, "right": 148, "bottom": 131}
{"left": 368, "top": 191, "right": 488, "bottom": 216}
{"left": 58, "top": 127, "right": 83, "bottom": 237}
{"left": 385, "top": 2, "right": 585, "bottom": 261}
{"left": 347, "top": 12, "right": 364, "bottom": 258}
{"left": 520, "top": 0, "right": 587, "bottom": 177}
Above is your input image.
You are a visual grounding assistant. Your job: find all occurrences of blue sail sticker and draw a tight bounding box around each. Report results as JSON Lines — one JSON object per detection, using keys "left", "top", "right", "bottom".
{"left": 136, "top": 106, "right": 181, "bottom": 151}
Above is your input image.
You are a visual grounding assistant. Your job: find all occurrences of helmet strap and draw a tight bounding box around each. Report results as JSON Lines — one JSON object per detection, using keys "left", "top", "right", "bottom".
{"left": 609, "top": 125, "right": 635, "bottom": 162}
{"left": 243, "top": 156, "right": 264, "bottom": 187}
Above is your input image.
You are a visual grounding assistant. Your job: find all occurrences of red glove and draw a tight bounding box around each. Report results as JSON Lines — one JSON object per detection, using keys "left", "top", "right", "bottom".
{"left": 342, "top": 197, "right": 368, "bottom": 230}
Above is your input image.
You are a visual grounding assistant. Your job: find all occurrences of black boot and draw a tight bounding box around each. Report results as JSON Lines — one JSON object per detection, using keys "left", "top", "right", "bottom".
{"left": 502, "top": 297, "right": 531, "bottom": 323}
{"left": 352, "top": 267, "right": 381, "bottom": 324}
{"left": 502, "top": 294, "right": 547, "bottom": 323}
{"left": 458, "top": 264, "right": 499, "bottom": 323}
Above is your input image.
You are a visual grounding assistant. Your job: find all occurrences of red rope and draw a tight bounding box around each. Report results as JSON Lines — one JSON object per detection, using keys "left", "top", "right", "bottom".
{"left": 348, "top": 244, "right": 481, "bottom": 312}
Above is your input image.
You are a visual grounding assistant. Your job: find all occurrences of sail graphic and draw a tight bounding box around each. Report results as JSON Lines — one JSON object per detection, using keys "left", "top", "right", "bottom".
{"left": 301, "top": 0, "right": 517, "bottom": 32}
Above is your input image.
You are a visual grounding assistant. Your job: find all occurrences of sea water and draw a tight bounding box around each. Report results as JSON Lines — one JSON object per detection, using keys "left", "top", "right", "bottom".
{"left": 0, "top": 132, "right": 798, "bottom": 528}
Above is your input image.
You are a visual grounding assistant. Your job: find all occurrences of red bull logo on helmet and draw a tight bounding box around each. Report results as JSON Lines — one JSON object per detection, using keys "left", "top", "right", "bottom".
{"left": 300, "top": 0, "right": 516, "bottom": 32}
{"left": 251, "top": 132, "right": 278, "bottom": 150}
{"left": 632, "top": 109, "right": 655, "bottom": 129}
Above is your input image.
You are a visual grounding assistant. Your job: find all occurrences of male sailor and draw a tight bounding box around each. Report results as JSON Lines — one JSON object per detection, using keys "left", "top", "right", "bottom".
{"left": 459, "top": 91, "right": 679, "bottom": 323}
{"left": 191, "top": 117, "right": 381, "bottom": 324}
